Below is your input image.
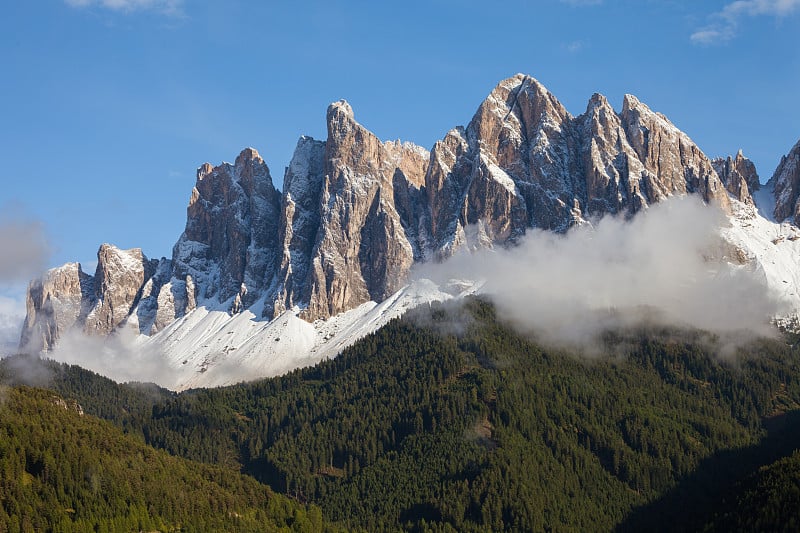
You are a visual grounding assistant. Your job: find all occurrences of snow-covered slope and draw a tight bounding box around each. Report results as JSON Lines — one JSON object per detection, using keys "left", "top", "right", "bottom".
{"left": 136, "top": 278, "right": 480, "bottom": 391}
{"left": 723, "top": 186, "right": 800, "bottom": 320}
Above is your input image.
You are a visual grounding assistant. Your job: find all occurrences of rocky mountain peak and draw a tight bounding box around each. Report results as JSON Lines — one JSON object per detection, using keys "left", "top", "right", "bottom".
{"left": 587, "top": 92, "right": 610, "bottom": 108}
{"left": 85, "top": 244, "right": 156, "bottom": 335}
{"left": 283, "top": 136, "right": 325, "bottom": 201}
{"left": 327, "top": 99, "right": 354, "bottom": 120}
{"left": 285, "top": 97, "right": 426, "bottom": 320}
{"left": 20, "top": 243, "right": 168, "bottom": 351}
{"left": 235, "top": 146, "right": 262, "bottom": 164}
{"left": 770, "top": 138, "right": 800, "bottom": 223}
{"left": 496, "top": 73, "right": 558, "bottom": 106}
{"left": 20, "top": 262, "right": 93, "bottom": 352}
{"left": 515, "top": 75, "right": 571, "bottom": 121}
{"left": 323, "top": 99, "right": 388, "bottom": 180}
{"left": 326, "top": 100, "right": 356, "bottom": 142}
{"left": 619, "top": 93, "right": 731, "bottom": 213}
{"left": 467, "top": 74, "right": 571, "bottom": 154}
{"left": 233, "top": 147, "right": 269, "bottom": 188}
{"left": 621, "top": 93, "right": 644, "bottom": 113}
{"left": 173, "top": 147, "right": 282, "bottom": 309}
{"left": 582, "top": 92, "right": 618, "bottom": 138}
{"left": 196, "top": 162, "right": 214, "bottom": 180}
{"left": 584, "top": 94, "right": 616, "bottom": 126}
{"left": 270, "top": 136, "right": 327, "bottom": 317}
{"left": 712, "top": 151, "right": 759, "bottom": 206}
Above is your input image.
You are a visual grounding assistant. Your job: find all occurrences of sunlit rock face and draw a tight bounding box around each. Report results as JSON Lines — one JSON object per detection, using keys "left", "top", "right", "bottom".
{"left": 713, "top": 151, "right": 759, "bottom": 206}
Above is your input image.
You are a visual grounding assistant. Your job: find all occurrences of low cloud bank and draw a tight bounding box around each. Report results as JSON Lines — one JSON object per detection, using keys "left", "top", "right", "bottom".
{"left": 46, "top": 328, "right": 178, "bottom": 388}
{"left": 414, "top": 197, "right": 783, "bottom": 353}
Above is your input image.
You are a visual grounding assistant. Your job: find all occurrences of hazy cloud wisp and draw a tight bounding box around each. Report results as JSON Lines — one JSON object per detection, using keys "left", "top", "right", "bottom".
{"left": 0, "top": 216, "right": 50, "bottom": 284}
{"left": 692, "top": 0, "right": 800, "bottom": 44}
{"left": 46, "top": 328, "right": 179, "bottom": 388}
{"left": 65, "top": 0, "right": 184, "bottom": 16}
{"left": 0, "top": 295, "right": 25, "bottom": 356}
{"left": 0, "top": 211, "right": 51, "bottom": 356}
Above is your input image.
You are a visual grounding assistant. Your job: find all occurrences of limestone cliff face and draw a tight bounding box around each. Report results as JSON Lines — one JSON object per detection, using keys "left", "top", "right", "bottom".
{"left": 619, "top": 94, "right": 730, "bottom": 212}
{"left": 292, "top": 101, "right": 428, "bottom": 320}
{"left": 271, "top": 136, "right": 326, "bottom": 316}
{"left": 712, "top": 151, "right": 759, "bottom": 206}
{"left": 467, "top": 75, "right": 579, "bottom": 235}
{"left": 771, "top": 139, "right": 800, "bottom": 223}
{"left": 425, "top": 127, "right": 472, "bottom": 256}
{"left": 575, "top": 93, "right": 650, "bottom": 217}
{"left": 22, "top": 73, "right": 773, "bottom": 350}
{"left": 265, "top": 105, "right": 430, "bottom": 320}
{"left": 20, "top": 263, "right": 93, "bottom": 352}
{"left": 172, "top": 147, "right": 282, "bottom": 311}
{"left": 83, "top": 244, "right": 157, "bottom": 335}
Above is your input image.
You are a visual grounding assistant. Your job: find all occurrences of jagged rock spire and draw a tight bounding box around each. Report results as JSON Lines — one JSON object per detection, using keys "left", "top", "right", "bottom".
{"left": 172, "top": 147, "right": 282, "bottom": 309}
{"left": 712, "top": 150, "right": 759, "bottom": 206}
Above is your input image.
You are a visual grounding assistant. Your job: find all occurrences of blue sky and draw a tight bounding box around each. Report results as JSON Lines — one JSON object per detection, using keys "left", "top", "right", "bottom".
{"left": 1, "top": 0, "right": 799, "bottom": 343}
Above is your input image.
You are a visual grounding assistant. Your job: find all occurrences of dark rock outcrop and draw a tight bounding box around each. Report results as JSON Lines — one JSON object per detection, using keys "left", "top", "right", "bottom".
{"left": 771, "top": 139, "right": 800, "bottom": 223}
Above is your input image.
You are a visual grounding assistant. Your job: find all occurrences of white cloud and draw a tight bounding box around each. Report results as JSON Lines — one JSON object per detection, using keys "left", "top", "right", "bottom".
{"left": 691, "top": 0, "right": 800, "bottom": 44}
{"left": 565, "top": 40, "right": 585, "bottom": 53}
{"left": 47, "top": 328, "right": 179, "bottom": 387}
{"left": 690, "top": 28, "right": 732, "bottom": 44}
{"left": 65, "top": 0, "right": 184, "bottom": 16}
{"left": 414, "top": 197, "right": 782, "bottom": 354}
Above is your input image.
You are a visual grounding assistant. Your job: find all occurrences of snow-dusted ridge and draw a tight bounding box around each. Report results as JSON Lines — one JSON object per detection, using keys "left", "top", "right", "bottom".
{"left": 134, "top": 278, "right": 481, "bottom": 391}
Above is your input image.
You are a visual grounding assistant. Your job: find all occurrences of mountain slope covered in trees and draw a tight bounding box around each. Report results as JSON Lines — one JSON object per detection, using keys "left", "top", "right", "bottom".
{"left": 701, "top": 448, "right": 800, "bottom": 532}
{"left": 4, "top": 297, "right": 800, "bottom": 531}
{"left": 0, "top": 386, "right": 337, "bottom": 532}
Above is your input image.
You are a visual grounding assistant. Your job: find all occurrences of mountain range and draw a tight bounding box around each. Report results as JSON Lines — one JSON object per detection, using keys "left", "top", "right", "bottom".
{"left": 19, "top": 73, "right": 800, "bottom": 390}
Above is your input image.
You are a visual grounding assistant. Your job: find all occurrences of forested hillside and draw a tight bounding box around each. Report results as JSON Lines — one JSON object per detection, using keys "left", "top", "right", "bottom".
{"left": 0, "top": 386, "right": 336, "bottom": 532}
{"left": 702, "top": 448, "right": 800, "bottom": 532}
{"left": 4, "top": 297, "right": 800, "bottom": 531}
